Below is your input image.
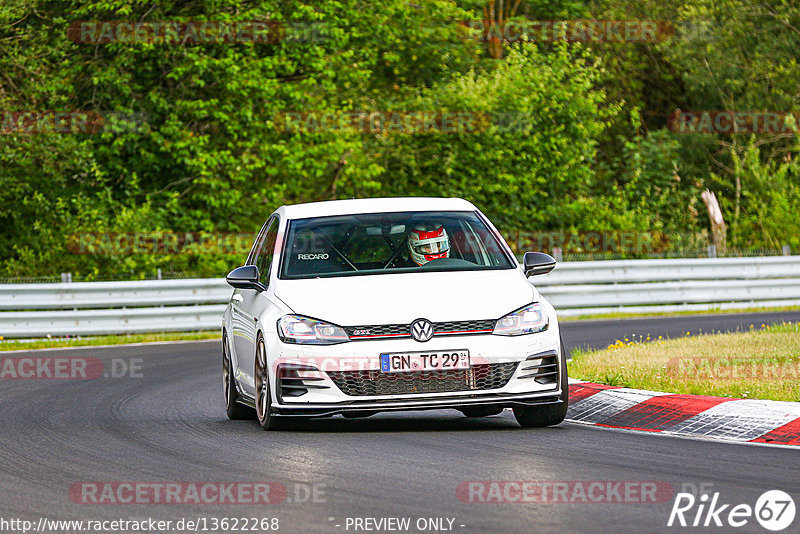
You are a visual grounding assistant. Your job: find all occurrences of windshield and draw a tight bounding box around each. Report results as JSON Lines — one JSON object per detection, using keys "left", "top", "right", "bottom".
{"left": 280, "top": 211, "right": 514, "bottom": 279}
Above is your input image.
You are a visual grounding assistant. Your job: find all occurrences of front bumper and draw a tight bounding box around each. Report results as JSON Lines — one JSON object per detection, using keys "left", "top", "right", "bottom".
{"left": 261, "top": 309, "right": 564, "bottom": 415}
{"left": 271, "top": 390, "right": 563, "bottom": 417}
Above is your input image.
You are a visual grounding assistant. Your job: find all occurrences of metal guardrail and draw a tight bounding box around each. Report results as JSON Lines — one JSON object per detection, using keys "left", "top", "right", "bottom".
{"left": 5, "top": 305, "right": 227, "bottom": 338}
{"left": 0, "top": 256, "right": 798, "bottom": 337}
{"left": 536, "top": 256, "right": 800, "bottom": 316}
{"left": 535, "top": 255, "right": 800, "bottom": 285}
{"left": 0, "top": 279, "right": 230, "bottom": 310}
{"left": 0, "top": 278, "right": 229, "bottom": 337}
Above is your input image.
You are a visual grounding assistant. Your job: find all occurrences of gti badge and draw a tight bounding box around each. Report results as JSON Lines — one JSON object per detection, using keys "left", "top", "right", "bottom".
{"left": 410, "top": 318, "right": 434, "bottom": 342}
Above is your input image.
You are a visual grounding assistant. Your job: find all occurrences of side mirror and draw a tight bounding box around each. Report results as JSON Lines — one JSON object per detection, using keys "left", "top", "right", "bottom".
{"left": 226, "top": 265, "right": 266, "bottom": 291}
{"left": 523, "top": 252, "right": 556, "bottom": 277}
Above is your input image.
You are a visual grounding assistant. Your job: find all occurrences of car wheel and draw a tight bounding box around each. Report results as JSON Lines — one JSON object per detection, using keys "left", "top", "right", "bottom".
{"left": 223, "top": 332, "right": 254, "bottom": 420}
{"left": 254, "top": 334, "right": 285, "bottom": 430}
{"left": 460, "top": 406, "right": 504, "bottom": 418}
{"left": 513, "top": 337, "right": 569, "bottom": 428}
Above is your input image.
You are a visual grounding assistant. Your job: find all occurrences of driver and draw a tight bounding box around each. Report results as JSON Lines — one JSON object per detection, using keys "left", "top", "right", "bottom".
{"left": 408, "top": 224, "right": 450, "bottom": 266}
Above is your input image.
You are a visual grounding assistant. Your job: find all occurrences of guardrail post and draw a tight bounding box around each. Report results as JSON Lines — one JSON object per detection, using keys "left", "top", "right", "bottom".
{"left": 783, "top": 245, "right": 791, "bottom": 256}
{"left": 61, "top": 272, "right": 72, "bottom": 283}
{"left": 707, "top": 244, "right": 717, "bottom": 258}
{"left": 552, "top": 247, "right": 563, "bottom": 262}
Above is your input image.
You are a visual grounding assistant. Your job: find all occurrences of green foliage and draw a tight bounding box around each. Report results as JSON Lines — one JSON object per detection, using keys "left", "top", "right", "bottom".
{"left": 1, "top": 0, "right": 799, "bottom": 278}
{"left": 713, "top": 139, "right": 800, "bottom": 250}
{"left": 367, "top": 42, "right": 619, "bottom": 231}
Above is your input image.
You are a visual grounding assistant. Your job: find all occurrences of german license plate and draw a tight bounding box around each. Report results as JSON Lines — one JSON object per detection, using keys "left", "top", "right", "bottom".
{"left": 380, "top": 350, "right": 470, "bottom": 373}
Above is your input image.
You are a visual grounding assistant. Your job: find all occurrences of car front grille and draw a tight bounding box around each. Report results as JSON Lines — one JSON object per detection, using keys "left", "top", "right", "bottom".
{"left": 345, "top": 319, "right": 496, "bottom": 340}
{"left": 326, "top": 362, "right": 519, "bottom": 396}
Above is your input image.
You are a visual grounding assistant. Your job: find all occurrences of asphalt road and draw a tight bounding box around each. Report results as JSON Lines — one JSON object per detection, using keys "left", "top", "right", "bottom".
{"left": 1, "top": 312, "right": 798, "bottom": 534}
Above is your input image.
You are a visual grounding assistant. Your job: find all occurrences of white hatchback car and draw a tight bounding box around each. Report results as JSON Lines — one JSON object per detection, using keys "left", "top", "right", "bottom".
{"left": 222, "top": 197, "right": 567, "bottom": 430}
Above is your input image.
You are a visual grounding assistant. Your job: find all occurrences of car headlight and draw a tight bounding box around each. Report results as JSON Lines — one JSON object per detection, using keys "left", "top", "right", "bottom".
{"left": 277, "top": 315, "right": 350, "bottom": 345}
{"left": 493, "top": 303, "right": 549, "bottom": 336}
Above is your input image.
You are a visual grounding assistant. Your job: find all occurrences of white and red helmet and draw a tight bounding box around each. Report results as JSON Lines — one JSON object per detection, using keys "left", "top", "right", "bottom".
{"left": 408, "top": 224, "right": 450, "bottom": 266}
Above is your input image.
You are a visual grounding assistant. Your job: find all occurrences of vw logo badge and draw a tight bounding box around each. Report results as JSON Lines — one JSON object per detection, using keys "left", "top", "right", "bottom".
{"left": 410, "top": 318, "right": 434, "bottom": 342}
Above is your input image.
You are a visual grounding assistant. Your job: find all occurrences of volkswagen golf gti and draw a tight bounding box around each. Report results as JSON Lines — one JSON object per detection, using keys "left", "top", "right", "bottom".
{"left": 221, "top": 197, "right": 567, "bottom": 430}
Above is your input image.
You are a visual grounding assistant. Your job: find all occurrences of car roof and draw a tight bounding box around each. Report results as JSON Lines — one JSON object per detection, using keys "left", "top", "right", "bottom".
{"left": 277, "top": 197, "right": 478, "bottom": 220}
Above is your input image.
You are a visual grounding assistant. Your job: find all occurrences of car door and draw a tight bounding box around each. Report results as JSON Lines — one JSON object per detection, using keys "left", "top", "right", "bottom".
{"left": 230, "top": 217, "right": 271, "bottom": 392}
{"left": 233, "top": 216, "right": 280, "bottom": 396}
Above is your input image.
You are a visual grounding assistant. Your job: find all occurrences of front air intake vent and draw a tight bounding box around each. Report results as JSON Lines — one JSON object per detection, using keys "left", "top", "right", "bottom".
{"left": 517, "top": 350, "right": 559, "bottom": 384}
{"left": 276, "top": 364, "right": 329, "bottom": 401}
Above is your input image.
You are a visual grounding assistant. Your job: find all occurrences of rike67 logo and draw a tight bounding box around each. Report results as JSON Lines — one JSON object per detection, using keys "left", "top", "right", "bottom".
{"left": 668, "top": 490, "right": 795, "bottom": 531}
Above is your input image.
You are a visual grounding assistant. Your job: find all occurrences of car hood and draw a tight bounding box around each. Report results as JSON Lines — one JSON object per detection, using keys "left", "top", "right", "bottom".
{"left": 274, "top": 268, "right": 536, "bottom": 325}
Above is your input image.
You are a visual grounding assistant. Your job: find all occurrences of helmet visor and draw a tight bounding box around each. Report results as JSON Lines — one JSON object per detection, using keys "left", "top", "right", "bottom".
{"left": 414, "top": 240, "right": 449, "bottom": 255}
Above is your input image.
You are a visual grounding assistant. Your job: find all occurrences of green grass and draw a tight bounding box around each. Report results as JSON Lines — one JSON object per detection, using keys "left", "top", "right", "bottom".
{"left": 0, "top": 331, "right": 219, "bottom": 352}
{"left": 568, "top": 322, "right": 800, "bottom": 401}
{"left": 558, "top": 304, "right": 800, "bottom": 322}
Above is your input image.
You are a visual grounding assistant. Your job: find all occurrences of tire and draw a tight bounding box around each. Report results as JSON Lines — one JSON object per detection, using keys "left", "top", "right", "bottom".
{"left": 222, "top": 332, "right": 254, "bottom": 420}
{"left": 254, "top": 334, "right": 286, "bottom": 430}
{"left": 460, "top": 406, "right": 504, "bottom": 418}
{"left": 513, "top": 337, "right": 569, "bottom": 428}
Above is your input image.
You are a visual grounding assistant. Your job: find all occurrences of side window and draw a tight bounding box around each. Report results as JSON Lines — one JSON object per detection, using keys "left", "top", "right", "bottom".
{"left": 255, "top": 218, "right": 279, "bottom": 286}
{"left": 246, "top": 220, "right": 270, "bottom": 266}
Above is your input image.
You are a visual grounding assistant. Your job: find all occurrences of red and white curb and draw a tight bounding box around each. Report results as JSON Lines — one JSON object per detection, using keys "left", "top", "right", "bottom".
{"left": 566, "top": 380, "right": 800, "bottom": 446}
